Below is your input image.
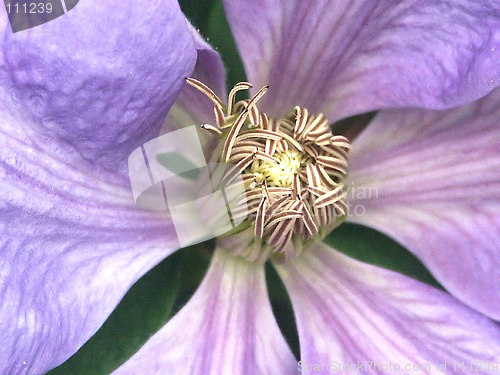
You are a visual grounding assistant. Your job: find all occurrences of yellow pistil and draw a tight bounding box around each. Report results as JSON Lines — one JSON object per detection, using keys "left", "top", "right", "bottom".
{"left": 251, "top": 150, "right": 308, "bottom": 188}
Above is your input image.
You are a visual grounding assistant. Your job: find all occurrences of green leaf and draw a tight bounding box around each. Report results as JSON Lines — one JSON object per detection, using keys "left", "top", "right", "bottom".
{"left": 266, "top": 263, "right": 300, "bottom": 360}
{"left": 179, "top": 0, "right": 217, "bottom": 36}
{"left": 324, "top": 223, "right": 443, "bottom": 289}
{"left": 171, "top": 242, "right": 212, "bottom": 315}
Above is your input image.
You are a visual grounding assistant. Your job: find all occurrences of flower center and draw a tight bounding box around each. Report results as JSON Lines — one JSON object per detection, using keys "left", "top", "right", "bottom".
{"left": 251, "top": 150, "right": 308, "bottom": 188}
{"left": 186, "top": 78, "right": 351, "bottom": 263}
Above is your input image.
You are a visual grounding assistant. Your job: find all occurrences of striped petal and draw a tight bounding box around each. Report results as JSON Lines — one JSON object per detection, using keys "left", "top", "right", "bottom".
{"left": 224, "top": 0, "right": 500, "bottom": 120}
{"left": 0, "top": 1, "right": 196, "bottom": 372}
{"left": 114, "top": 249, "right": 297, "bottom": 375}
{"left": 275, "top": 244, "right": 500, "bottom": 374}
{"left": 346, "top": 88, "right": 500, "bottom": 320}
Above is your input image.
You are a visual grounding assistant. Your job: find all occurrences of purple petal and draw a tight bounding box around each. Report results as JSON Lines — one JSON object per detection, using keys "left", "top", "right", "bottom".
{"left": 1, "top": 0, "right": 197, "bottom": 176}
{"left": 114, "top": 249, "right": 297, "bottom": 375}
{"left": 162, "top": 23, "right": 226, "bottom": 134}
{"left": 0, "top": 97, "right": 180, "bottom": 374}
{"left": 0, "top": 1, "right": 196, "bottom": 371}
{"left": 224, "top": 0, "right": 500, "bottom": 121}
{"left": 275, "top": 243, "right": 500, "bottom": 374}
{"left": 346, "top": 88, "right": 500, "bottom": 320}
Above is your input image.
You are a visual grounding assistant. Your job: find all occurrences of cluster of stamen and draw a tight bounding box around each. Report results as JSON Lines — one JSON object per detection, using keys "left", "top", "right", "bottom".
{"left": 186, "top": 78, "right": 351, "bottom": 263}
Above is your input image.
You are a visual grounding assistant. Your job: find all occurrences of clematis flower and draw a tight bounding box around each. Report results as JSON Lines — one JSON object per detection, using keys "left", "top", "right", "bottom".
{"left": 1, "top": 1, "right": 499, "bottom": 375}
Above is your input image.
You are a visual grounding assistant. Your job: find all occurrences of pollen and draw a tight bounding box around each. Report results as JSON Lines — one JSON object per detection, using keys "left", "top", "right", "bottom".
{"left": 251, "top": 150, "right": 308, "bottom": 188}
{"left": 186, "top": 78, "right": 351, "bottom": 263}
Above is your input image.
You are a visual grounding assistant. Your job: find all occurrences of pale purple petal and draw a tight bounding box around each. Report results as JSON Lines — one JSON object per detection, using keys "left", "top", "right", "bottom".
{"left": 224, "top": 0, "right": 500, "bottom": 121}
{"left": 1, "top": 0, "right": 197, "bottom": 177}
{"left": 275, "top": 243, "right": 500, "bottom": 374}
{"left": 0, "top": 96, "right": 181, "bottom": 374}
{"left": 0, "top": 1, "right": 196, "bottom": 372}
{"left": 162, "top": 23, "right": 226, "bottom": 135}
{"left": 114, "top": 249, "right": 297, "bottom": 375}
{"left": 346, "top": 88, "right": 500, "bottom": 320}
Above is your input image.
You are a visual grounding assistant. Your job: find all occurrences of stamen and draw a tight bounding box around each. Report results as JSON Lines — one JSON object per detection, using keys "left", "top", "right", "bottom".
{"left": 236, "top": 129, "right": 282, "bottom": 142}
{"left": 307, "top": 185, "right": 330, "bottom": 197}
{"left": 254, "top": 197, "right": 267, "bottom": 238}
{"left": 221, "top": 109, "right": 249, "bottom": 162}
{"left": 186, "top": 78, "right": 224, "bottom": 109}
{"left": 228, "top": 82, "right": 252, "bottom": 115}
{"left": 265, "top": 119, "right": 279, "bottom": 155}
{"left": 335, "top": 200, "right": 349, "bottom": 216}
{"left": 248, "top": 105, "right": 260, "bottom": 128}
{"left": 330, "top": 135, "right": 352, "bottom": 150}
{"left": 317, "top": 164, "right": 339, "bottom": 188}
{"left": 303, "top": 144, "right": 319, "bottom": 158}
{"left": 277, "top": 139, "right": 288, "bottom": 153}
{"left": 214, "top": 106, "right": 225, "bottom": 128}
{"left": 316, "top": 155, "right": 348, "bottom": 174}
{"left": 292, "top": 173, "right": 301, "bottom": 200}
{"left": 322, "top": 145, "right": 349, "bottom": 162}
{"left": 293, "top": 106, "right": 309, "bottom": 138}
{"left": 302, "top": 113, "right": 327, "bottom": 139}
{"left": 301, "top": 204, "right": 319, "bottom": 236}
{"left": 306, "top": 164, "right": 321, "bottom": 187}
{"left": 314, "top": 185, "right": 346, "bottom": 208}
{"left": 265, "top": 195, "right": 290, "bottom": 218}
{"left": 228, "top": 148, "right": 257, "bottom": 163}
{"left": 254, "top": 150, "right": 280, "bottom": 164}
{"left": 279, "top": 132, "right": 304, "bottom": 152}
{"left": 267, "top": 187, "right": 294, "bottom": 195}
{"left": 247, "top": 85, "right": 269, "bottom": 110}
{"left": 260, "top": 112, "right": 269, "bottom": 130}
{"left": 315, "top": 133, "right": 332, "bottom": 146}
{"left": 201, "top": 124, "right": 222, "bottom": 136}
{"left": 222, "top": 151, "right": 256, "bottom": 185}
{"left": 265, "top": 209, "right": 303, "bottom": 232}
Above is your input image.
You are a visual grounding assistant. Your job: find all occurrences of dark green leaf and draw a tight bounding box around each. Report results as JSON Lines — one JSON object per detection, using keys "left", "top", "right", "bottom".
{"left": 266, "top": 263, "right": 300, "bottom": 360}
{"left": 179, "top": 0, "right": 217, "bottom": 36}
{"left": 324, "top": 223, "right": 443, "bottom": 289}
{"left": 171, "top": 241, "right": 212, "bottom": 315}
